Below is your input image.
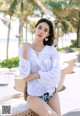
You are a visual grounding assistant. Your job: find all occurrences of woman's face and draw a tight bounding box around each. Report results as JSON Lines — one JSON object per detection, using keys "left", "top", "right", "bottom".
{"left": 35, "top": 22, "right": 50, "bottom": 41}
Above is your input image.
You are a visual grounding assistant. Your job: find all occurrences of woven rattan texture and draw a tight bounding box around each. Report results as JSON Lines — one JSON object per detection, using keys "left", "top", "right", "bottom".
{"left": 12, "top": 109, "right": 39, "bottom": 116}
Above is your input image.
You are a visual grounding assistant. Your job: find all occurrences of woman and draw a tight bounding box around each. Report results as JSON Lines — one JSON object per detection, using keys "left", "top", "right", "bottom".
{"left": 19, "top": 18, "right": 61, "bottom": 116}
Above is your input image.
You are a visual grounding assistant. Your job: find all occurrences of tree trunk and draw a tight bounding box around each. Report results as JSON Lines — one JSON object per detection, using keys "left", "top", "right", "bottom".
{"left": 25, "top": 21, "right": 27, "bottom": 42}
{"left": 18, "top": 18, "right": 23, "bottom": 47}
{"left": 6, "top": 16, "right": 11, "bottom": 59}
{"left": 77, "top": 20, "right": 80, "bottom": 48}
{"left": 18, "top": 0, "right": 24, "bottom": 47}
{"left": 56, "top": 27, "right": 59, "bottom": 49}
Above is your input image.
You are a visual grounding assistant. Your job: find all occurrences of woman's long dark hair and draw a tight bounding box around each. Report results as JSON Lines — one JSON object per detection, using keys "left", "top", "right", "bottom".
{"left": 35, "top": 18, "right": 55, "bottom": 46}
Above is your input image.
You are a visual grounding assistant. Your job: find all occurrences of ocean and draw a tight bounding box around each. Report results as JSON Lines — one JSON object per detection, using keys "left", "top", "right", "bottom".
{"left": 0, "top": 39, "right": 18, "bottom": 60}
{"left": 0, "top": 37, "right": 33, "bottom": 60}
{"left": 0, "top": 32, "right": 77, "bottom": 60}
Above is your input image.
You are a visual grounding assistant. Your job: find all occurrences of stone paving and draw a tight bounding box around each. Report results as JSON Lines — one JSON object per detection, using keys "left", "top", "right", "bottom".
{"left": 0, "top": 73, "right": 23, "bottom": 100}
{"left": 58, "top": 63, "right": 80, "bottom": 116}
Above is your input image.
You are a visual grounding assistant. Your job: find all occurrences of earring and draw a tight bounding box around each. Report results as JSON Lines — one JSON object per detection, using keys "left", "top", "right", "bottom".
{"left": 45, "top": 37, "right": 48, "bottom": 41}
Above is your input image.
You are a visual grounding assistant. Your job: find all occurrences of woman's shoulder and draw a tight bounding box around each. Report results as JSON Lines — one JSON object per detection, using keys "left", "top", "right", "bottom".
{"left": 47, "top": 45, "right": 59, "bottom": 56}
{"left": 46, "top": 45, "right": 57, "bottom": 52}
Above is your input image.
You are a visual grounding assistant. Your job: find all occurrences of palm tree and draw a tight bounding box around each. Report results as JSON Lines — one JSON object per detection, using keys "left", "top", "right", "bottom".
{"left": 46, "top": 1, "right": 72, "bottom": 46}
{"left": 28, "top": 20, "right": 36, "bottom": 41}
{"left": 66, "top": 7, "right": 80, "bottom": 47}
{"left": 0, "top": 0, "right": 18, "bottom": 58}
{"left": 46, "top": 0, "right": 80, "bottom": 48}
{"left": 15, "top": 0, "right": 51, "bottom": 46}
{"left": 55, "top": 0, "right": 80, "bottom": 47}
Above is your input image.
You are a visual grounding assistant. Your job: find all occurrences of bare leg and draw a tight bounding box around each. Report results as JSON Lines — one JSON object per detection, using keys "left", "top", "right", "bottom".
{"left": 27, "top": 96, "right": 57, "bottom": 116}
{"left": 48, "top": 92, "right": 61, "bottom": 116}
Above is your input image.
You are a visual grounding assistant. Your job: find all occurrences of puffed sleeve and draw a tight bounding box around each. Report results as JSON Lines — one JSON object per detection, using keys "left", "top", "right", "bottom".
{"left": 18, "top": 45, "right": 30, "bottom": 78}
{"left": 37, "top": 47, "right": 61, "bottom": 88}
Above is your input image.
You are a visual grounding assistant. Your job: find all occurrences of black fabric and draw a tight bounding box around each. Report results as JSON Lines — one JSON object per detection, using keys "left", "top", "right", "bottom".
{"left": 24, "top": 83, "right": 28, "bottom": 101}
{"left": 39, "top": 89, "right": 56, "bottom": 103}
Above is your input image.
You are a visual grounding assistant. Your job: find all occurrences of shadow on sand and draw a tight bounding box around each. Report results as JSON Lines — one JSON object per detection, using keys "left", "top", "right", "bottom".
{"left": 63, "top": 109, "right": 80, "bottom": 116}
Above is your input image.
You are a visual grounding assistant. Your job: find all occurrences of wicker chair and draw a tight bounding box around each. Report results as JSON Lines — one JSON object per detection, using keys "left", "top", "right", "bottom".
{"left": 11, "top": 109, "right": 38, "bottom": 116}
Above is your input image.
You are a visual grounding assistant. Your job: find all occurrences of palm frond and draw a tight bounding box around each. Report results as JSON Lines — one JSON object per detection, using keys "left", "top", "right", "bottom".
{"left": 9, "top": 0, "right": 18, "bottom": 16}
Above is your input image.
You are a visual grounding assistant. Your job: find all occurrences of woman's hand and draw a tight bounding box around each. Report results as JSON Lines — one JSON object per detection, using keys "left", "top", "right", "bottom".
{"left": 22, "top": 42, "right": 31, "bottom": 59}
{"left": 23, "top": 73, "right": 40, "bottom": 83}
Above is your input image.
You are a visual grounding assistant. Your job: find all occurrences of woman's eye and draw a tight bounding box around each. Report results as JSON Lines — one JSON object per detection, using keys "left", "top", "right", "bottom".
{"left": 38, "top": 26, "right": 41, "bottom": 29}
{"left": 44, "top": 30, "right": 48, "bottom": 32}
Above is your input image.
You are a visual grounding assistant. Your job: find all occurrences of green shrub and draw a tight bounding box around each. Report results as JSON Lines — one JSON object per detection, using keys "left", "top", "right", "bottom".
{"left": 57, "top": 47, "right": 70, "bottom": 52}
{"left": 0, "top": 56, "right": 19, "bottom": 68}
{"left": 70, "top": 40, "right": 77, "bottom": 47}
{"left": 57, "top": 46, "right": 80, "bottom": 52}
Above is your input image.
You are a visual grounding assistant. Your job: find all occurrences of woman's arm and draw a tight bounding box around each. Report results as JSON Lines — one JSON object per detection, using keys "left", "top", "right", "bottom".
{"left": 23, "top": 73, "right": 40, "bottom": 83}
{"left": 19, "top": 43, "right": 40, "bottom": 83}
{"left": 19, "top": 43, "right": 31, "bottom": 79}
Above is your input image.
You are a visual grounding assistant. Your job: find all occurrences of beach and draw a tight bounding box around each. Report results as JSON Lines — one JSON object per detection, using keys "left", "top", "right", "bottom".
{"left": 0, "top": 39, "right": 18, "bottom": 60}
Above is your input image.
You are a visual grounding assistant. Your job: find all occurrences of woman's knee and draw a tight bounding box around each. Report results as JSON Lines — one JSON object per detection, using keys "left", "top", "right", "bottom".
{"left": 43, "top": 109, "right": 57, "bottom": 116}
{"left": 40, "top": 106, "right": 57, "bottom": 116}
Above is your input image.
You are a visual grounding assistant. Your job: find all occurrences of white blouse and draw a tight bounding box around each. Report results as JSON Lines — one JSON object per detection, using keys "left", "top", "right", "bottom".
{"left": 19, "top": 45, "right": 61, "bottom": 96}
